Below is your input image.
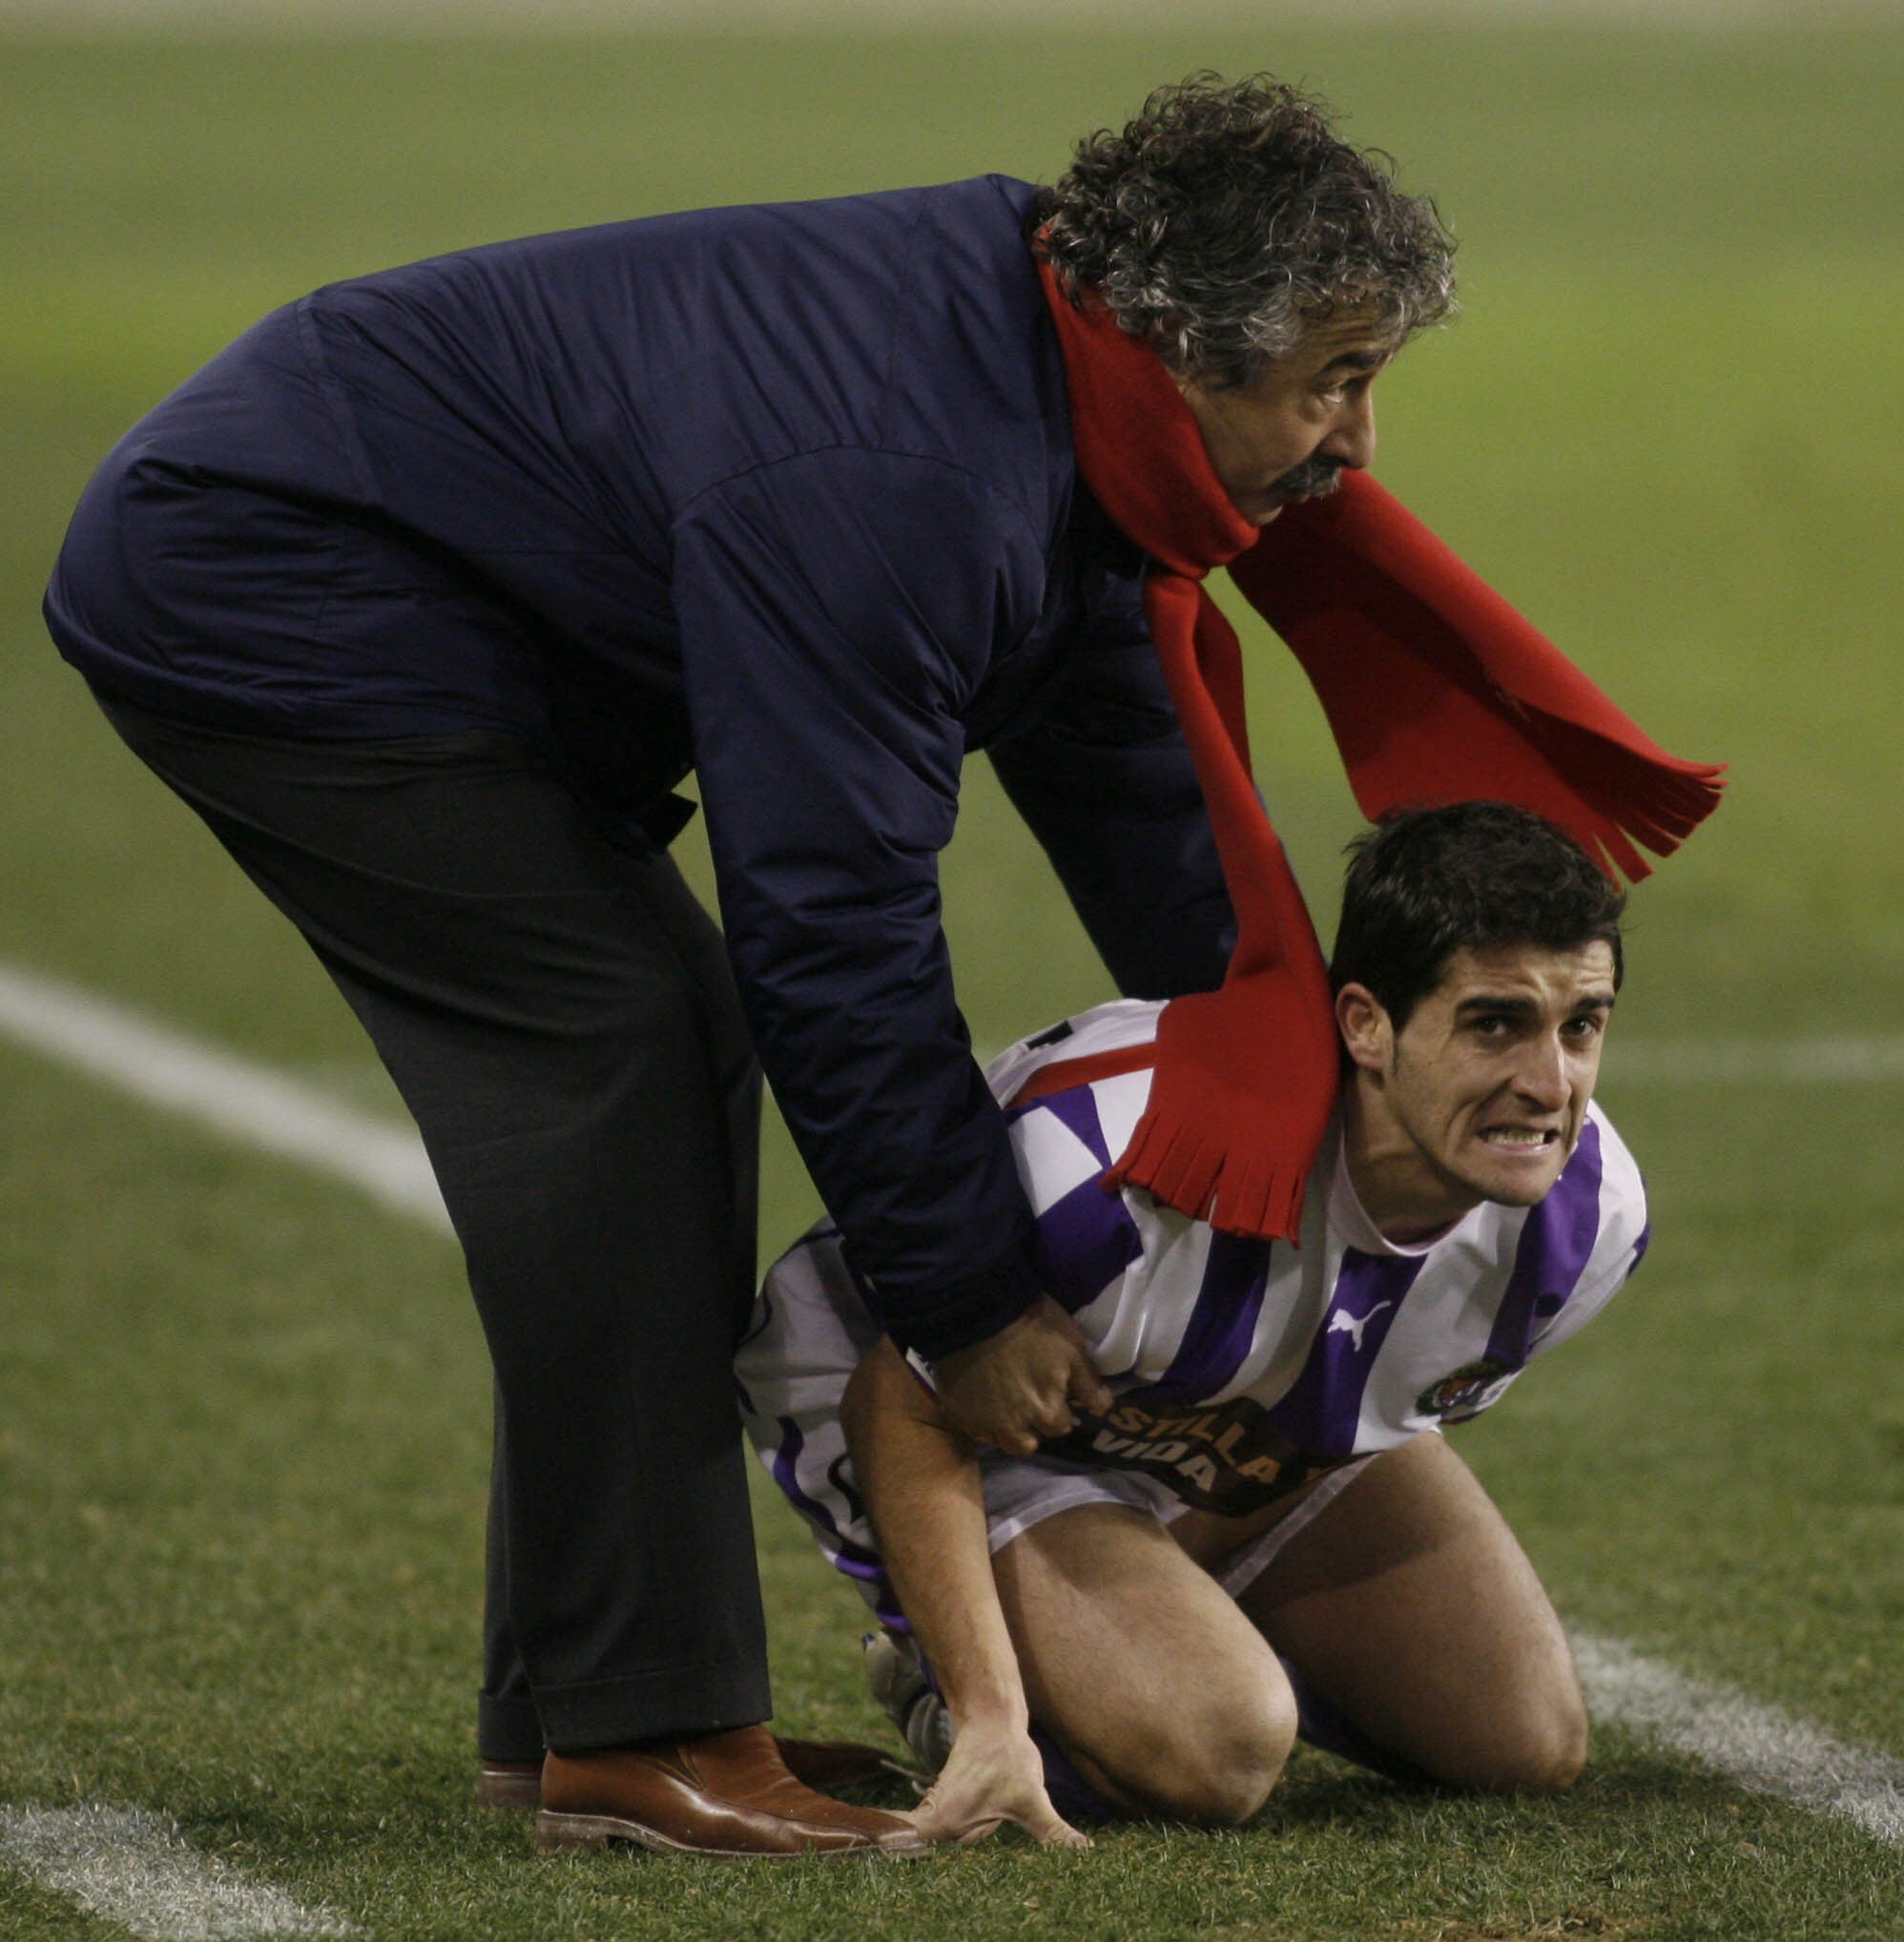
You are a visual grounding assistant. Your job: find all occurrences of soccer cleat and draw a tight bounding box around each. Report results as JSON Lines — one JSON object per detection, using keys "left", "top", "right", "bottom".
{"left": 861, "top": 1629, "right": 955, "bottom": 1772}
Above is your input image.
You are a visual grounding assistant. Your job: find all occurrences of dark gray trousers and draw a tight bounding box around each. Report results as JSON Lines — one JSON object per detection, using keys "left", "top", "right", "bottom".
{"left": 95, "top": 694, "right": 770, "bottom": 1757}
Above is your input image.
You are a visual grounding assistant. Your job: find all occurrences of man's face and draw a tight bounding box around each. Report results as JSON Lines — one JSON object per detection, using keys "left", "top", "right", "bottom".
{"left": 1339, "top": 940, "right": 1619, "bottom": 1235}
{"left": 1173, "top": 313, "right": 1397, "bottom": 527}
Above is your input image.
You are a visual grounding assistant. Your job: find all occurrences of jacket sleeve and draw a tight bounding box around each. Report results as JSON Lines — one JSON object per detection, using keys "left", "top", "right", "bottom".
{"left": 988, "top": 621, "right": 1234, "bottom": 1001}
{"left": 671, "top": 447, "right": 1045, "bottom": 1360}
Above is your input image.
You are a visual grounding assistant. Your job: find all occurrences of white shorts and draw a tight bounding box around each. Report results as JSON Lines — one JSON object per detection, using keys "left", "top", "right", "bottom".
{"left": 978, "top": 1446, "right": 1379, "bottom": 1600}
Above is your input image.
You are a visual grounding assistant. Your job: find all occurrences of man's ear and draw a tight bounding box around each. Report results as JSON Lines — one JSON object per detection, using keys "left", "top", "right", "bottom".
{"left": 1335, "top": 982, "right": 1393, "bottom": 1075}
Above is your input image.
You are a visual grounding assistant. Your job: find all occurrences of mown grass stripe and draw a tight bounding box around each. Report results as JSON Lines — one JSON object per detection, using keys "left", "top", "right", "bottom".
{"left": 0, "top": 961, "right": 449, "bottom": 1231}
{"left": 1610, "top": 1038, "right": 1904, "bottom": 1085}
{"left": 1574, "top": 1632, "right": 1904, "bottom": 1847}
{"left": 0, "top": 1807, "right": 351, "bottom": 1940}
{"left": 0, "top": 0, "right": 1873, "bottom": 29}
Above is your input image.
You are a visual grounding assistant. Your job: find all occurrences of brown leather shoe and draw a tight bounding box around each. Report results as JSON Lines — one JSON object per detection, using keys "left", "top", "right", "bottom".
{"left": 775, "top": 1735, "right": 898, "bottom": 1791}
{"left": 476, "top": 1759, "right": 544, "bottom": 1810}
{"left": 536, "top": 1725, "right": 924, "bottom": 1857}
{"left": 481, "top": 1735, "right": 895, "bottom": 1810}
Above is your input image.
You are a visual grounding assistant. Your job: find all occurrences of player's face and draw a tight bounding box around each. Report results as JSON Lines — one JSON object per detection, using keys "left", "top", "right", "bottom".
{"left": 1172, "top": 313, "right": 1396, "bottom": 527}
{"left": 1342, "top": 940, "right": 1619, "bottom": 1236}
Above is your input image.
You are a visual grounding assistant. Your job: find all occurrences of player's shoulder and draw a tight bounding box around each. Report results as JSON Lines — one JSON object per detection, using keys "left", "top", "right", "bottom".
{"left": 983, "top": 998, "right": 1166, "bottom": 1106}
{"left": 1569, "top": 1099, "right": 1648, "bottom": 1273}
{"left": 1583, "top": 1099, "right": 1645, "bottom": 1212}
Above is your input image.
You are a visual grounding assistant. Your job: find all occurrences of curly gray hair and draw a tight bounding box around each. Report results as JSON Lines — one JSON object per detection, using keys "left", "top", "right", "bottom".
{"left": 1033, "top": 73, "right": 1457, "bottom": 389}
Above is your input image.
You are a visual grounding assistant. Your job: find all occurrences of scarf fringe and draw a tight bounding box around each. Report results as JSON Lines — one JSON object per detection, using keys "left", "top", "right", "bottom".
{"left": 1104, "top": 1111, "right": 1313, "bottom": 1243}
{"left": 1243, "top": 473, "right": 1727, "bottom": 885}
{"left": 1513, "top": 710, "right": 1727, "bottom": 880}
{"left": 1098, "top": 981, "right": 1339, "bottom": 1241}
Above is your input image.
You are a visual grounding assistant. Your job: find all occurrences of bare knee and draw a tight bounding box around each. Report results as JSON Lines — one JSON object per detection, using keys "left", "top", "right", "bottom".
{"left": 1128, "top": 1678, "right": 1298, "bottom": 1826}
{"left": 1436, "top": 1684, "right": 1589, "bottom": 1794}
{"left": 1502, "top": 1692, "right": 1589, "bottom": 1793}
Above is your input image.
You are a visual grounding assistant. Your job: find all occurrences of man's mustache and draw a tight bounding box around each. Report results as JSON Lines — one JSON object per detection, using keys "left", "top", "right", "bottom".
{"left": 1275, "top": 457, "right": 1345, "bottom": 500}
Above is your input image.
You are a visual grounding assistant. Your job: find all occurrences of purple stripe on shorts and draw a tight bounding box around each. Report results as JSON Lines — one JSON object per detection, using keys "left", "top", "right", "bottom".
{"left": 770, "top": 1416, "right": 905, "bottom": 1624}
{"left": 770, "top": 1415, "right": 807, "bottom": 1506}
{"left": 1032, "top": 1174, "right": 1143, "bottom": 1312}
{"left": 1484, "top": 1118, "right": 1604, "bottom": 1368}
{"left": 1266, "top": 1251, "right": 1424, "bottom": 1458}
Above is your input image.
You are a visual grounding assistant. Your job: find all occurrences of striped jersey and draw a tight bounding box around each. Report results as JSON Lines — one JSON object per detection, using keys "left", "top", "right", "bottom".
{"left": 735, "top": 998, "right": 1648, "bottom": 1622}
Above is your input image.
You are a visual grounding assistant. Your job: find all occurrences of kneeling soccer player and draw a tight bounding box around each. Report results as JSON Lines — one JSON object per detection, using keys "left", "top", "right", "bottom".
{"left": 736, "top": 802, "right": 1645, "bottom": 1846}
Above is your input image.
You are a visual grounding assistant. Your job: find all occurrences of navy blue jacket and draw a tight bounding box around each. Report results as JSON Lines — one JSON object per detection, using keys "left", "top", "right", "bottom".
{"left": 46, "top": 175, "right": 1233, "bottom": 1357}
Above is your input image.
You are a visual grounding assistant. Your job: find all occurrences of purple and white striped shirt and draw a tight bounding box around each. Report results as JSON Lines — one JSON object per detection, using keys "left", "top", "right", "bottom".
{"left": 736, "top": 999, "right": 1647, "bottom": 1608}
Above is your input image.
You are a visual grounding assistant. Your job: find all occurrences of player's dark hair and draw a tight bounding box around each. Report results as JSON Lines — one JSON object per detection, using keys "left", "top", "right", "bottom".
{"left": 1032, "top": 72, "right": 1456, "bottom": 390}
{"left": 1330, "top": 802, "right": 1626, "bottom": 1033}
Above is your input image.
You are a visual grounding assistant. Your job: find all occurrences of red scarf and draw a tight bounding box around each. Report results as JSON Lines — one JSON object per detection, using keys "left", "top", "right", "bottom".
{"left": 1036, "top": 259, "right": 1724, "bottom": 1243}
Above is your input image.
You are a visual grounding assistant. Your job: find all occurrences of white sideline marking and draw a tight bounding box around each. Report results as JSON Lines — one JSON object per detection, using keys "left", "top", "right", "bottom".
{"left": 0, "top": 1807, "right": 351, "bottom": 1939}
{"left": 0, "top": 962, "right": 449, "bottom": 1232}
{"left": 1574, "top": 1632, "right": 1904, "bottom": 1847}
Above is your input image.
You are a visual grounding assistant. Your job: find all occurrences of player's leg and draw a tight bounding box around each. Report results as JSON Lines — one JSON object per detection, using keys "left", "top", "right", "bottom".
{"left": 989, "top": 1502, "right": 1297, "bottom": 1824}
{"left": 1232, "top": 1433, "right": 1587, "bottom": 1791}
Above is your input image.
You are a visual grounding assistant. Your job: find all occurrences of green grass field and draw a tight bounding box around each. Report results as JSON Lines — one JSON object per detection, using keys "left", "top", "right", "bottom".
{"left": 3, "top": 18, "right": 1902, "bottom": 1941}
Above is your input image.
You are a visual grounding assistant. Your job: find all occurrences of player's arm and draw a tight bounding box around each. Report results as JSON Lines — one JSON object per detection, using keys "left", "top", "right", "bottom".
{"left": 840, "top": 1337, "right": 1089, "bottom": 1849}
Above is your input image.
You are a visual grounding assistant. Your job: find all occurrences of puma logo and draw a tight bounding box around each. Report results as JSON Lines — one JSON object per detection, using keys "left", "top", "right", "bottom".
{"left": 1326, "top": 1300, "right": 1395, "bottom": 1353}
